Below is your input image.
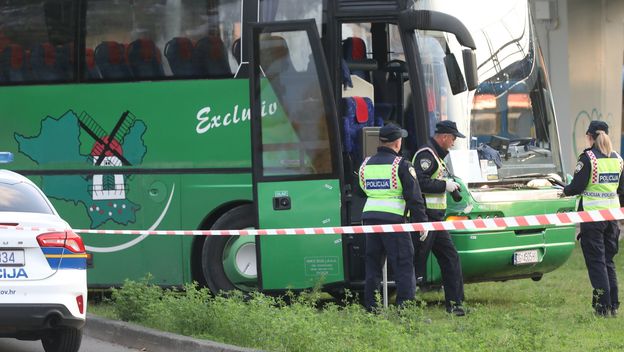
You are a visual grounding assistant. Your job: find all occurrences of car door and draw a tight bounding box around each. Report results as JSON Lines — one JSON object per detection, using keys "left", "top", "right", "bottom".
{"left": 248, "top": 19, "right": 345, "bottom": 291}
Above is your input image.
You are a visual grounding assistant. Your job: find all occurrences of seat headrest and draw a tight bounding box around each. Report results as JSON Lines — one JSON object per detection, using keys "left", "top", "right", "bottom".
{"left": 129, "top": 39, "right": 161, "bottom": 63}
{"left": 96, "top": 41, "right": 125, "bottom": 65}
{"left": 259, "top": 35, "right": 294, "bottom": 75}
{"left": 165, "top": 37, "right": 193, "bottom": 61}
{"left": 3, "top": 44, "right": 25, "bottom": 69}
{"left": 343, "top": 96, "right": 370, "bottom": 124}
{"left": 34, "top": 43, "right": 57, "bottom": 66}
{"left": 196, "top": 36, "right": 227, "bottom": 61}
{"left": 343, "top": 37, "right": 366, "bottom": 61}
{"left": 231, "top": 38, "right": 241, "bottom": 64}
{"left": 85, "top": 48, "right": 95, "bottom": 69}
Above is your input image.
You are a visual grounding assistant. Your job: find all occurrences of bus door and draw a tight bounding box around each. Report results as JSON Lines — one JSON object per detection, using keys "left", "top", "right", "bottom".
{"left": 248, "top": 20, "right": 345, "bottom": 291}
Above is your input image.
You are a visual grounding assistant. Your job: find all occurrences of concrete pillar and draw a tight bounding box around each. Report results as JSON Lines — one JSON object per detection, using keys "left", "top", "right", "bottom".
{"left": 567, "top": 0, "right": 623, "bottom": 170}
{"left": 533, "top": 0, "right": 624, "bottom": 173}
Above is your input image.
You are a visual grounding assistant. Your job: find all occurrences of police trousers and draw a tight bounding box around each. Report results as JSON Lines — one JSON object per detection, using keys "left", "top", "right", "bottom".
{"left": 363, "top": 219, "right": 415, "bottom": 309}
{"left": 579, "top": 220, "right": 620, "bottom": 312}
{"left": 412, "top": 227, "right": 464, "bottom": 309}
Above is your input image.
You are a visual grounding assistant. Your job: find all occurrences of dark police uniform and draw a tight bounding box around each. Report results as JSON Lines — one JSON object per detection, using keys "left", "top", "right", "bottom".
{"left": 563, "top": 121, "right": 624, "bottom": 316}
{"left": 412, "top": 121, "right": 465, "bottom": 315}
{"left": 359, "top": 124, "right": 428, "bottom": 310}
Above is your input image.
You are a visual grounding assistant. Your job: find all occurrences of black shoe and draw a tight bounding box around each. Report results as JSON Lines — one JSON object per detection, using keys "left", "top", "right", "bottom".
{"left": 447, "top": 305, "right": 466, "bottom": 317}
{"left": 594, "top": 309, "right": 609, "bottom": 317}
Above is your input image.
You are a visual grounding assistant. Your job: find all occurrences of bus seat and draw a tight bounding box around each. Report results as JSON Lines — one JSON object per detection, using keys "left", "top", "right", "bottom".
{"left": 231, "top": 38, "right": 241, "bottom": 65}
{"left": 30, "top": 43, "right": 65, "bottom": 81}
{"left": 0, "top": 44, "right": 30, "bottom": 82}
{"left": 342, "top": 37, "right": 369, "bottom": 81}
{"left": 259, "top": 35, "right": 296, "bottom": 78}
{"left": 56, "top": 43, "right": 75, "bottom": 80}
{"left": 94, "top": 41, "right": 132, "bottom": 79}
{"left": 342, "top": 96, "right": 382, "bottom": 165}
{"left": 127, "top": 38, "right": 165, "bottom": 79}
{"left": 193, "top": 36, "right": 232, "bottom": 78}
{"left": 375, "top": 60, "right": 408, "bottom": 122}
{"left": 164, "top": 37, "right": 195, "bottom": 77}
{"left": 342, "top": 74, "right": 374, "bottom": 102}
{"left": 84, "top": 47, "right": 101, "bottom": 79}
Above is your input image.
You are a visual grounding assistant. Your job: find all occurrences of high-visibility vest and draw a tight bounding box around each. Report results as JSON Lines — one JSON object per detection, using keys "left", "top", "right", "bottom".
{"left": 582, "top": 150, "right": 623, "bottom": 211}
{"left": 359, "top": 156, "right": 406, "bottom": 216}
{"left": 413, "top": 147, "right": 448, "bottom": 210}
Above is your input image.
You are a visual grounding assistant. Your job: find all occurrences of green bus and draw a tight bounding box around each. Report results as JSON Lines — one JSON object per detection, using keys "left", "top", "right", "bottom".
{"left": 0, "top": 0, "right": 576, "bottom": 295}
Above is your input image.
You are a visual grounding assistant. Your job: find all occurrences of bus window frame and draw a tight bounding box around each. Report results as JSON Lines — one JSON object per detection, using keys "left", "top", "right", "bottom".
{"left": 399, "top": 25, "right": 430, "bottom": 145}
{"left": 248, "top": 19, "right": 343, "bottom": 184}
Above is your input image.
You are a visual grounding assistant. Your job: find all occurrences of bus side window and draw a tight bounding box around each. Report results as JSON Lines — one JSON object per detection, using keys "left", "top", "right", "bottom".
{"left": 85, "top": 0, "right": 242, "bottom": 81}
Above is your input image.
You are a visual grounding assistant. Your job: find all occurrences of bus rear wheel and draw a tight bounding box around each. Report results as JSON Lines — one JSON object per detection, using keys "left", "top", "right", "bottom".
{"left": 201, "top": 204, "right": 258, "bottom": 294}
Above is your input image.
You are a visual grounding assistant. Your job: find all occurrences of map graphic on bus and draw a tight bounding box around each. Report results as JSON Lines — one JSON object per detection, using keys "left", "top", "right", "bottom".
{"left": 14, "top": 110, "right": 147, "bottom": 228}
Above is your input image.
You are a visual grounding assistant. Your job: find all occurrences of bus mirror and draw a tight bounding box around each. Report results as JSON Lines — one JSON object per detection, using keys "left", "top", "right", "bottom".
{"left": 462, "top": 49, "right": 478, "bottom": 90}
{"left": 444, "top": 52, "right": 467, "bottom": 95}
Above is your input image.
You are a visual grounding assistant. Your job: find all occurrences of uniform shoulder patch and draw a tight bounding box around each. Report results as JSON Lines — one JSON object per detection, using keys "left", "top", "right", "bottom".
{"left": 420, "top": 158, "right": 432, "bottom": 170}
{"left": 574, "top": 161, "right": 584, "bottom": 174}
{"left": 409, "top": 166, "right": 417, "bottom": 179}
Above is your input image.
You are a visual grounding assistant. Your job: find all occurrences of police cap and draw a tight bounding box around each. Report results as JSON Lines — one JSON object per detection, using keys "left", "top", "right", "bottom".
{"left": 435, "top": 120, "right": 465, "bottom": 138}
{"left": 586, "top": 120, "right": 609, "bottom": 136}
{"left": 379, "top": 123, "right": 408, "bottom": 142}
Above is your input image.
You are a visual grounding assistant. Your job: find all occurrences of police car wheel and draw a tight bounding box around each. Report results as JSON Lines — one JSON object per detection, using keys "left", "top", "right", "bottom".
{"left": 201, "top": 204, "right": 258, "bottom": 294}
{"left": 41, "top": 327, "right": 82, "bottom": 352}
{"left": 531, "top": 274, "right": 543, "bottom": 282}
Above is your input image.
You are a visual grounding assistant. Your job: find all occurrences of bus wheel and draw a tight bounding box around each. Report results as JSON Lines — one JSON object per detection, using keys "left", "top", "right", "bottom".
{"left": 201, "top": 204, "right": 258, "bottom": 294}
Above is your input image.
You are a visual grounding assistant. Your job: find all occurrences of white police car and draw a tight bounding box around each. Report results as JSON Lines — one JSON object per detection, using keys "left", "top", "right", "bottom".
{"left": 0, "top": 152, "right": 87, "bottom": 352}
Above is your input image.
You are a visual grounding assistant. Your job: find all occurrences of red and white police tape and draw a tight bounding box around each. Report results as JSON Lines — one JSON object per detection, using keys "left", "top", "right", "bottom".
{"left": 2, "top": 207, "right": 624, "bottom": 236}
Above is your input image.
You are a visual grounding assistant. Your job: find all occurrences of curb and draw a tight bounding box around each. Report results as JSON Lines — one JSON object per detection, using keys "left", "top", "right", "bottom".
{"left": 85, "top": 314, "right": 261, "bottom": 352}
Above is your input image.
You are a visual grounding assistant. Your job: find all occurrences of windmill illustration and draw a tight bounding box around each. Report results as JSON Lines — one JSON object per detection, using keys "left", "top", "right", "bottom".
{"left": 78, "top": 110, "right": 136, "bottom": 201}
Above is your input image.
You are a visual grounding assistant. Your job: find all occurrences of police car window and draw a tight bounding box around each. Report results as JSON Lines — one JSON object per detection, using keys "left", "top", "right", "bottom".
{"left": 0, "top": 182, "right": 53, "bottom": 214}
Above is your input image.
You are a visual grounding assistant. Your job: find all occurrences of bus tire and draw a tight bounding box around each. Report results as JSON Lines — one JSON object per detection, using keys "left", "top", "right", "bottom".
{"left": 201, "top": 204, "right": 257, "bottom": 294}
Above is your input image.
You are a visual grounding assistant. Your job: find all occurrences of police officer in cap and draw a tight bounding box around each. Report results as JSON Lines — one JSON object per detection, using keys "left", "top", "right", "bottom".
{"left": 359, "top": 123, "right": 428, "bottom": 310}
{"left": 563, "top": 120, "right": 624, "bottom": 317}
{"left": 412, "top": 120, "right": 466, "bottom": 316}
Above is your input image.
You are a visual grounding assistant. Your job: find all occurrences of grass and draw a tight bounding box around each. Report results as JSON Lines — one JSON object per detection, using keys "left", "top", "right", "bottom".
{"left": 88, "top": 244, "right": 624, "bottom": 352}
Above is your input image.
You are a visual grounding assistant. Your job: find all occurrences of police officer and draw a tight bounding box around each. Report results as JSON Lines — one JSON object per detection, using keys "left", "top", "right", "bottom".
{"left": 412, "top": 120, "right": 466, "bottom": 316}
{"left": 359, "top": 123, "right": 428, "bottom": 310}
{"left": 563, "top": 120, "right": 624, "bottom": 317}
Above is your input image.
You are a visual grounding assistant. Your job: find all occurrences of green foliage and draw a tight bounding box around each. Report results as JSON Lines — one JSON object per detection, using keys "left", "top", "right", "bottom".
{"left": 101, "top": 246, "right": 624, "bottom": 351}
{"left": 110, "top": 274, "right": 162, "bottom": 322}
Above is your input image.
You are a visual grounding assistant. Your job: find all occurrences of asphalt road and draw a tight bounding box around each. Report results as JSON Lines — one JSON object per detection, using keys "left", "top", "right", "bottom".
{"left": 0, "top": 335, "right": 140, "bottom": 352}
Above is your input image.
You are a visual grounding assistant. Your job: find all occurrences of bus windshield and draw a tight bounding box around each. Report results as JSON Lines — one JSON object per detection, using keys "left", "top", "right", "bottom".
{"left": 414, "top": 0, "right": 564, "bottom": 182}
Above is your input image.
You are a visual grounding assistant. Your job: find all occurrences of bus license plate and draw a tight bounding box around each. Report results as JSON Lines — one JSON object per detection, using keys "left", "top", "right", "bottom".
{"left": 513, "top": 250, "right": 539, "bottom": 265}
{"left": 0, "top": 249, "right": 25, "bottom": 266}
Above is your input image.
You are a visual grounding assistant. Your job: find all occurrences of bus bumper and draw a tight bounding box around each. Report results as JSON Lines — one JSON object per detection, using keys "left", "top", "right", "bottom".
{"left": 425, "top": 226, "right": 576, "bottom": 284}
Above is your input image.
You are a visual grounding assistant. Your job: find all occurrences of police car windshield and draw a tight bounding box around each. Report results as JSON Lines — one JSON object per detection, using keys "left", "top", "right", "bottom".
{"left": 0, "top": 182, "right": 54, "bottom": 214}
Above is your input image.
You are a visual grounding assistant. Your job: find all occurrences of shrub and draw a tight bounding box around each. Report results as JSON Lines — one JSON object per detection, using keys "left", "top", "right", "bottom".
{"left": 110, "top": 274, "right": 162, "bottom": 322}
